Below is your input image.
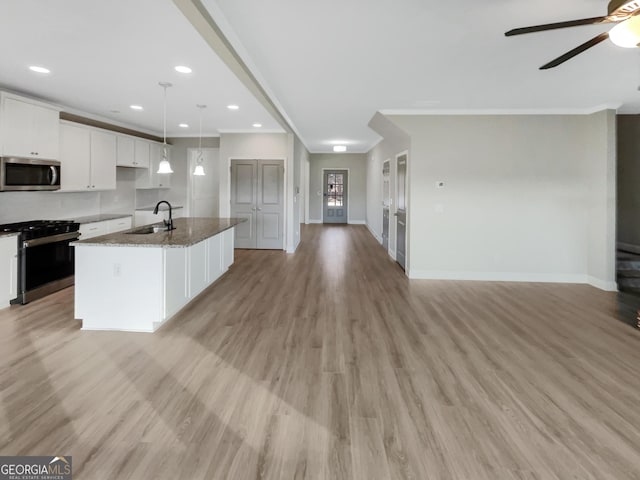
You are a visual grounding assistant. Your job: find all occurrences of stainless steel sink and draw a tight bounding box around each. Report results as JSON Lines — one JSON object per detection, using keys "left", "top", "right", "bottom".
{"left": 125, "top": 225, "right": 171, "bottom": 235}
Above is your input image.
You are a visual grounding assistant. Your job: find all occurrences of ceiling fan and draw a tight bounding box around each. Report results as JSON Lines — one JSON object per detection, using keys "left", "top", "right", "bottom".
{"left": 506, "top": 0, "right": 640, "bottom": 69}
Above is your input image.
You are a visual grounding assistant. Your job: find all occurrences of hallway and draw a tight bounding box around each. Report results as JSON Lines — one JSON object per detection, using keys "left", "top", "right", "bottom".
{"left": 1, "top": 224, "right": 640, "bottom": 479}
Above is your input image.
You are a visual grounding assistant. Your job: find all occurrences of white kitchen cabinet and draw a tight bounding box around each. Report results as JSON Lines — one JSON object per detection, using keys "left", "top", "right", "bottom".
{"left": 79, "top": 216, "right": 132, "bottom": 240}
{"left": 189, "top": 240, "right": 208, "bottom": 298}
{"left": 79, "top": 222, "right": 108, "bottom": 240}
{"left": 0, "top": 92, "right": 60, "bottom": 160}
{"left": 90, "top": 130, "right": 117, "bottom": 190}
{"left": 134, "top": 139, "right": 151, "bottom": 169}
{"left": 59, "top": 122, "right": 116, "bottom": 191}
{"left": 136, "top": 142, "right": 171, "bottom": 189}
{"left": 116, "top": 136, "right": 135, "bottom": 167}
{"left": 0, "top": 235, "right": 18, "bottom": 308}
{"left": 164, "top": 247, "right": 188, "bottom": 320}
{"left": 222, "top": 228, "right": 234, "bottom": 270}
{"left": 106, "top": 216, "right": 132, "bottom": 233}
{"left": 207, "top": 234, "right": 223, "bottom": 283}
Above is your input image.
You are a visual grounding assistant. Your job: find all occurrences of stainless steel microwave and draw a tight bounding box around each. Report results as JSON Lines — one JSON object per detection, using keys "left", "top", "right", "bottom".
{"left": 0, "top": 157, "right": 61, "bottom": 191}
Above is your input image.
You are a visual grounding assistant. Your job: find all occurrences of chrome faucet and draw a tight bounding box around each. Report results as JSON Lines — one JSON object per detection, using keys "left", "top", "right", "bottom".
{"left": 153, "top": 200, "right": 175, "bottom": 231}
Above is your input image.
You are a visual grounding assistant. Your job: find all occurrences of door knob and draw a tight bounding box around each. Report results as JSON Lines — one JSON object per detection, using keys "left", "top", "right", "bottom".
{"left": 257, "top": 207, "right": 262, "bottom": 211}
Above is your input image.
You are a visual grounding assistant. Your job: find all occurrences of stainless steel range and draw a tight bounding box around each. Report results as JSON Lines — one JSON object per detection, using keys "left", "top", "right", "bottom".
{"left": 0, "top": 220, "right": 80, "bottom": 304}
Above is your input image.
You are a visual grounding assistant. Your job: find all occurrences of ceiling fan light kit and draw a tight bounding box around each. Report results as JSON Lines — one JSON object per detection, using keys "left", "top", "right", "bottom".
{"left": 610, "top": 15, "right": 640, "bottom": 47}
{"left": 506, "top": 0, "right": 640, "bottom": 69}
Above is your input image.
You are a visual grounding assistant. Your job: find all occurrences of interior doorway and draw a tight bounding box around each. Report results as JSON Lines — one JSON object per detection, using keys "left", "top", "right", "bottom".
{"left": 230, "top": 159, "right": 284, "bottom": 249}
{"left": 322, "top": 169, "right": 348, "bottom": 224}
{"left": 395, "top": 153, "right": 407, "bottom": 270}
{"left": 382, "top": 160, "right": 390, "bottom": 251}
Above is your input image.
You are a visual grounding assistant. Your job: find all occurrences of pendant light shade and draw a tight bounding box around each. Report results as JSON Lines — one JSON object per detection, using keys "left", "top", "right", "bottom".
{"left": 610, "top": 16, "right": 640, "bottom": 48}
{"left": 157, "top": 82, "right": 174, "bottom": 174}
{"left": 193, "top": 104, "right": 207, "bottom": 176}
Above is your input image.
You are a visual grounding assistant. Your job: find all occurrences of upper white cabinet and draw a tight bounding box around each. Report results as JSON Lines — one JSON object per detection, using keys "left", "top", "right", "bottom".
{"left": 59, "top": 122, "right": 116, "bottom": 191}
{"left": 136, "top": 142, "right": 171, "bottom": 189}
{"left": 134, "top": 139, "right": 151, "bottom": 169}
{"left": 0, "top": 92, "right": 60, "bottom": 159}
{"left": 116, "top": 135, "right": 135, "bottom": 167}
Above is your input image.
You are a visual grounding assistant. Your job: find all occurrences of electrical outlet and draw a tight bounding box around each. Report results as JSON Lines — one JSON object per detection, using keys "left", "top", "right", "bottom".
{"left": 113, "top": 263, "right": 121, "bottom": 277}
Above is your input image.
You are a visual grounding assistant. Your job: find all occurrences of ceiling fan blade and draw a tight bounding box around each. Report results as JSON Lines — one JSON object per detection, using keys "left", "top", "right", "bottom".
{"left": 505, "top": 16, "right": 614, "bottom": 36}
{"left": 539, "top": 32, "right": 610, "bottom": 69}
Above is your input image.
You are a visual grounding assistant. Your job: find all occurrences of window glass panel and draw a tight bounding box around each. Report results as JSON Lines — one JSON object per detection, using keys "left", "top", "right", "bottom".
{"left": 336, "top": 196, "right": 343, "bottom": 207}
{"left": 335, "top": 174, "right": 343, "bottom": 185}
{"left": 328, "top": 174, "right": 335, "bottom": 184}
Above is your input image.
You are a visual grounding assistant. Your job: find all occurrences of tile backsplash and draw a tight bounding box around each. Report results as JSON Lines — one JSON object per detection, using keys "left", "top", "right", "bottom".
{"left": 0, "top": 167, "right": 139, "bottom": 224}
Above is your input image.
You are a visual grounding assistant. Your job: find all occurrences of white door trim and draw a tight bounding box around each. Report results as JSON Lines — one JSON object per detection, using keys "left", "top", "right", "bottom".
{"left": 395, "top": 150, "right": 409, "bottom": 275}
{"left": 320, "top": 167, "right": 350, "bottom": 224}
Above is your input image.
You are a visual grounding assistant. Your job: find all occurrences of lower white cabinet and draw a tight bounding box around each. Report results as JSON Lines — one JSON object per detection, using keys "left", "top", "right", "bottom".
{"left": 76, "top": 226, "right": 236, "bottom": 332}
{"left": 79, "top": 216, "right": 132, "bottom": 240}
{"left": 107, "top": 217, "right": 132, "bottom": 233}
{"left": 79, "top": 222, "right": 108, "bottom": 240}
{"left": 0, "top": 235, "right": 18, "bottom": 308}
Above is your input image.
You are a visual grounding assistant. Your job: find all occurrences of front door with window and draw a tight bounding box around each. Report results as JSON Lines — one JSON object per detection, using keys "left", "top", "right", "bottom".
{"left": 323, "top": 170, "right": 348, "bottom": 224}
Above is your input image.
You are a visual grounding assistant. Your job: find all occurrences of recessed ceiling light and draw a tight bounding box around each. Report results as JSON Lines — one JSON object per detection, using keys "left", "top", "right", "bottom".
{"left": 227, "top": 105, "right": 239, "bottom": 110}
{"left": 29, "top": 66, "right": 50, "bottom": 74}
{"left": 179, "top": 123, "right": 189, "bottom": 128}
{"left": 174, "top": 65, "right": 192, "bottom": 74}
{"left": 333, "top": 145, "right": 347, "bottom": 152}
{"left": 130, "top": 105, "right": 144, "bottom": 111}
{"left": 253, "top": 123, "right": 262, "bottom": 128}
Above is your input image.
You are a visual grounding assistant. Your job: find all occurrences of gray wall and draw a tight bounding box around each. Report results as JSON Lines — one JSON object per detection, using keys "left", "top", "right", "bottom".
{"left": 293, "top": 136, "right": 309, "bottom": 249}
{"left": 617, "top": 115, "right": 640, "bottom": 246}
{"left": 387, "top": 111, "right": 617, "bottom": 290}
{"left": 367, "top": 112, "right": 410, "bottom": 252}
{"left": 309, "top": 153, "right": 367, "bottom": 223}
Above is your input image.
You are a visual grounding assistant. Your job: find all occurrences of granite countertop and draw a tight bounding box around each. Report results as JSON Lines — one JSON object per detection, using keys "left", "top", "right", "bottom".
{"left": 72, "top": 217, "right": 245, "bottom": 248}
{"left": 69, "top": 213, "right": 133, "bottom": 224}
{"left": 136, "top": 205, "right": 184, "bottom": 212}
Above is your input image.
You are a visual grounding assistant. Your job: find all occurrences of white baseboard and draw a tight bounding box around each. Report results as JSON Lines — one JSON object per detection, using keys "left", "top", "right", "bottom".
{"left": 308, "top": 219, "right": 322, "bottom": 224}
{"left": 587, "top": 276, "right": 618, "bottom": 292}
{"left": 408, "top": 270, "right": 590, "bottom": 285}
{"left": 389, "top": 250, "right": 397, "bottom": 261}
{"left": 366, "top": 223, "right": 382, "bottom": 243}
{"left": 348, "top": 220, "right": 366, "bottom": 225}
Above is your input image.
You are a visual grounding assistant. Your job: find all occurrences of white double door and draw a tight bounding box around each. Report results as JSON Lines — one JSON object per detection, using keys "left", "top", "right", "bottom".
{"left": 231, "top": 159, "right": 284, "bottom": 249}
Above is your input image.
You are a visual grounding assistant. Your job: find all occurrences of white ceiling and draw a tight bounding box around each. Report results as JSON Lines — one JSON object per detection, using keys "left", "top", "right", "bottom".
{"left": 203, "top": 0, "right": 640, "bottom": 152}
{"left": 0, "top": 0, "right": 283, "bottom": 138}
{"left": 2, "top": 1, "right": 639, "bottom": 153}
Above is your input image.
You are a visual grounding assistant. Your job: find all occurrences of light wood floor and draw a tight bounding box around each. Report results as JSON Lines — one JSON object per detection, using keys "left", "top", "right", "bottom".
{"left": 1, "top": 225, "right": 640, "bottom": 479}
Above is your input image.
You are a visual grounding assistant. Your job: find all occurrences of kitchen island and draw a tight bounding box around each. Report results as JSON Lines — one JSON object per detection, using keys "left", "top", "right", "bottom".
{"left": 73, "top": 217, "right": 244, "bottom": 332}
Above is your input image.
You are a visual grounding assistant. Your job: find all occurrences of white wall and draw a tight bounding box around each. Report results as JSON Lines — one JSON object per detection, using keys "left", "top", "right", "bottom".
{"left": 387, "top": 111, "right": 617, "bottom": 290}
{"left": 308, "top": 153, "right": 367, "bottom": 223}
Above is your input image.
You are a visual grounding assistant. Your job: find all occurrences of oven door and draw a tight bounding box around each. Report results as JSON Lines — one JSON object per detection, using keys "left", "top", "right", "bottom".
{"left": 1, "top": 157, "right": 61, "bottom": 191}
{"left": 16, "top": 232, "right": 78, "bottom": 304}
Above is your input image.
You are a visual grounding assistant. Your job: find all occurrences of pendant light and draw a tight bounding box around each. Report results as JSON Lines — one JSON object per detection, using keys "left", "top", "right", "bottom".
{"left": 157, "top": 82, "right": 174, "bottom": 174}
{"left": 193, "top": 104, "right": 206, "bottom": 176}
